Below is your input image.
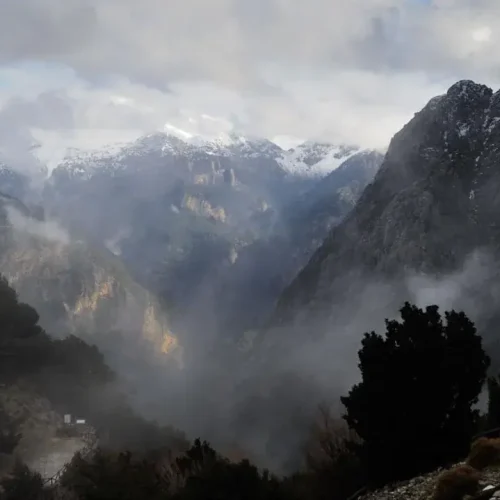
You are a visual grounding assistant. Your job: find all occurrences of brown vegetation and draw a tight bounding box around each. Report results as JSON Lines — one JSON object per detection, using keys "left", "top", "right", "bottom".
{"left": 467, "top": 438, "right": 500, "bottom": 471}
{"left": 432, "top": 465, "right": 481, "bottom": 500}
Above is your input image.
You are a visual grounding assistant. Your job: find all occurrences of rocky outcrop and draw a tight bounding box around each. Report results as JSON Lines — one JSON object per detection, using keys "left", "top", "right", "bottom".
{"left": 0, "top": 194, "right": 181, "bottom": 367}
{"left": 273, "top": 81, "right": 500, "bottom": 330}
{"left": 42, "top": 131, "right": 380, "bottom": 344}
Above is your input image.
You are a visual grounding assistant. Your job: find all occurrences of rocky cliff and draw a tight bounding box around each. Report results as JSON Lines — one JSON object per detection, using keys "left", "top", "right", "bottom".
{"left": 0, "top": 192, "right": 180, "bottom": 367}
{"left": 42, "top": 133, "right": 380, "bottom": 346}
{"left": 273, "top": 81, "right": 500, "bottom": 338}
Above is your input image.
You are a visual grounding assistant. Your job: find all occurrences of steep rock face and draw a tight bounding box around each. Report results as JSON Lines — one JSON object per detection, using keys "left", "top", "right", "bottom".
{"left": 44, "top": 132, "right": 378, "bottom": 345}
{"left": 43, "top": 133, "right": 296, "bottom": 302}
{"left": 0, "top": 193, "right": 180, "bottom": 367}
{"left": 0, "top": 164, "right": 31, "bottom": 200}
{"left": 210, "top": 150, "right": 383, "bottom": 338}
{"left": 273, "top": 80, "right": 500, "bottom": 328}
{"left": 281, "top": 150, "right": 384, "bottom": 253}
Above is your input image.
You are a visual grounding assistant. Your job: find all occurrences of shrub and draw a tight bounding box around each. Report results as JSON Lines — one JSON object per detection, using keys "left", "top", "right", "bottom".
{"left": 60, "top": 448, "right": 170, "bottom": 500}
{"left": 341, "top": 302, "right": 490, "bottom": 484}
{"left": 432, "top": 465, "right": 481, "bottom": 500}
{"left": 467, "top": 437, "right": 500, "bottom": 470}
{"left": 302, "top": 405, "right": 364, "bottom": 500}
{"left": 0, "top": 461, "right": 46, "bottom": 500}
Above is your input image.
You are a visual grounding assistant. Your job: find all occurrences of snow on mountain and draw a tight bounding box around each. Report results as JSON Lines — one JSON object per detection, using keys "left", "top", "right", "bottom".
{"left": 51, "top": 127, "right": 363, "bottom": 181}
{"left": 277, "top": 142, "right": 360, "bottom": 177}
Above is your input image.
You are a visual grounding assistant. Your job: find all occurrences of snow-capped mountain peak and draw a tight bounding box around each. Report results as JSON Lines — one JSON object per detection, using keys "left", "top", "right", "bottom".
{"left": 51, "top": 127, "right": 364, "bottom": 182}
{"left": 278, "top": 142, "right": 360, "bottom": 177}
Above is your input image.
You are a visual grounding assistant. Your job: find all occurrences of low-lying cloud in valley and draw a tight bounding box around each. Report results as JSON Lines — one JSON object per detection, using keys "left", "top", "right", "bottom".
{"left": 5, "top": 205, "right": 69, "bottom": 245}
{"left": 1, "top": 0, "right": 500, "bottom": 484}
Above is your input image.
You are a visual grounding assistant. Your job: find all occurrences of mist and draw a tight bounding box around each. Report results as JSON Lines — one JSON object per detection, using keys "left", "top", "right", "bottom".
{"left": 103, "top": 245, "right": 500, "bottom": 474}
{"left": 14, "top": 137, "right": 493, "bottom": 475}
{"left": 0, "top": 169, "right": 497, "bottom": 479}
{"left": 5, "top": 205, "right": 70, "bottom": 245}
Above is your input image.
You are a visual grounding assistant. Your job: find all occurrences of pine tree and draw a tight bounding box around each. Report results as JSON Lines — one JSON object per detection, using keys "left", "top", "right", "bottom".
{"left": 0, "top": 275, "right": 49, "bottom": 382}
{"left": 487, "top": 375, "right": 500, "bottom": 430}
{"left": 341, "top": 302, "right": 490, "bottom": 485}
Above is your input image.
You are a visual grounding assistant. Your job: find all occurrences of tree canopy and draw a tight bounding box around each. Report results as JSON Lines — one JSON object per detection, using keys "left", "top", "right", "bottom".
{"left": 341, "top": 302, "right": 490, "bottom": 484}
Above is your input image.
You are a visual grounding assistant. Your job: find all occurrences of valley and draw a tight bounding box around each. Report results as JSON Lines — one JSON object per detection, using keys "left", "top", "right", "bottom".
{"left": 1, "top": 79, "right": 500, "bottom": 497}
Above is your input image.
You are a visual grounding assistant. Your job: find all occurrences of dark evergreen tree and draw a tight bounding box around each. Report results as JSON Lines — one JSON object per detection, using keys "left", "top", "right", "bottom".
{"left": 60, "top": 440, "right": 288, "bottom": 500}
{"left": 0, "top": 275, "right": 50, "bottom": 382}
{"left": 486, "top": 375, "right": 500, "bottom": 430}
{"left": 60, "top": 449, "right": 169, "bottom": 500}
{"left": 174, "top": 439, "right": 286, "bottom": 500}
{"left": 341, "top": 302, "right": 490, "bottom": 485}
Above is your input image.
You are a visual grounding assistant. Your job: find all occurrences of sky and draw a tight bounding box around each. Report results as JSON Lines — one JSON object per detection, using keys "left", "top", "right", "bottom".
{"left": 0, "top": 0, "right": 499, "bottom": 165}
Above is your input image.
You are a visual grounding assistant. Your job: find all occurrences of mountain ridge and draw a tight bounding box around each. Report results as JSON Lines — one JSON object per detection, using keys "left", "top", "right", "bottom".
{"left": 51, "top": 132, "right": 361, "bottom": 180}
{"left": 272, "top": 80, "right": 500, "bottom": 329}
{"left": 0, "top": 191, "right": 182, "bottom": 375}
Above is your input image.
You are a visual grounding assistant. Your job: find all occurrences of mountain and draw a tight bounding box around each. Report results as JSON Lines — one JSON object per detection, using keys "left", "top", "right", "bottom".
{"left": 0, "top": 186, "right": 180, "bottom": 375}
{"left": 280, "top": 149, "right": 384, "bottom": 251}
{"left": 44, "top": 132, "right": 294, "bottom": 314}
{"left": 0, "top": 163, "right": 31, "bottom": 201}
{"left": 277, "top": 142, "right": 359, "bottom": 177}
{"left": 272, "top": 80, "right": 500, "bottom": 351}
{"left": 43, "top": 132, "right": 380, "bottom": 348}
{"left": 56, "top": 132, "right": 358, "bottom": 181}
{"left": 209, "top": 149, "right": 384, "bottom": 339}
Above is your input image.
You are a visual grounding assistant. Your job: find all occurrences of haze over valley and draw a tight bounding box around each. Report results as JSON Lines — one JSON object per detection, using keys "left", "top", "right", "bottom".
{"left": 2, "top": 1, "right": 500, "bottom": 498}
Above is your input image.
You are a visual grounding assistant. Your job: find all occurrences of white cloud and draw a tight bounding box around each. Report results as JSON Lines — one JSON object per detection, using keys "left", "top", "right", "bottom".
{"left": 6, "top": 206, "right": 70, "bottom": 245}
{"left": 471, "top": 26, "right": 493, "bottom": 43}
{"left": 0, "top": 0, "right": 499, "bottom": 159}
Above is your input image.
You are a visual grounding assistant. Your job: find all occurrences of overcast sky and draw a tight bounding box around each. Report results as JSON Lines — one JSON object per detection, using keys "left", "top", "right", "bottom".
{"left": 0, "top": 0, "right": 499, "bottom": 165}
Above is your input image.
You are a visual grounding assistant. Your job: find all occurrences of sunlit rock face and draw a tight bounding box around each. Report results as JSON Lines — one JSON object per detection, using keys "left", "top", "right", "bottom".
{"left": 41, "top": 130, "right": 381, "bottom": 346}
{"left": 0, "top": 192, "right": 182, "bottom": 369}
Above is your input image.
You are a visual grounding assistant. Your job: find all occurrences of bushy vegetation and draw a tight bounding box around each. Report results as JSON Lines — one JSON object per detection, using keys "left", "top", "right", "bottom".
{"left": 0, "top": 273, "right": 187, "bottom": 463}
{"left": 467, "top": 437, "right": 500, "bottom": 470}
{"left": 0, "top": 277, "right": 495, "bottom": 499}
{"left": 486, "top": 374, "right": 500, "bottom": 430}
{"left": 341, "top": 302, "right": 490, "bottom": 485}
{"left": 431, "top": 465, "right": 481, "bottom": 500}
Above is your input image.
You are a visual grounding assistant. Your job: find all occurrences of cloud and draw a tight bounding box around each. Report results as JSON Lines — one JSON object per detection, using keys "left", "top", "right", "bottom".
{"left": 0, "top": 0, "right": 499, "bottom": 156}
{"left": 0, "top": 68, "right": 457, "bottom": 160}
{"left": 1, "top": 0, "right": 499, "bottom": 85}
{"left": 5, "top": 205, "right": 70, "bottom": 245}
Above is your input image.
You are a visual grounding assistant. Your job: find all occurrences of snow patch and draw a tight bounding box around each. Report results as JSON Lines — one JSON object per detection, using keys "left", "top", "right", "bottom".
{"left": 488, "top": 117, "right": 500, "bottom": 134}
{"left": 457, "top": 123, "right": 470, "bottom": 137}
{"left": 278, "top": 142, "right": 359, "bottom": 177}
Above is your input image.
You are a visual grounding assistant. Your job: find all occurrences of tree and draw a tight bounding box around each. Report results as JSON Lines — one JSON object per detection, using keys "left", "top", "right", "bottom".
{"left": 486, "top": 375, "right": 500, "bottom": 430}
{"left": 174, "top": 439, "right": 286, "bottom": 500}
{"left": 60, "top": 449, "right": 169, "bottom": 500}
{"left": 341, "top": 302, "right": 490, "bottom": 485}
{"left": 302, "top": 405, "right": 364, "bottom": 500}
{"left": 0, "top": 461, "right": 46, "bottom": 500}
{"left": 0, "top": 275, "right": 50, "bottom": 382}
